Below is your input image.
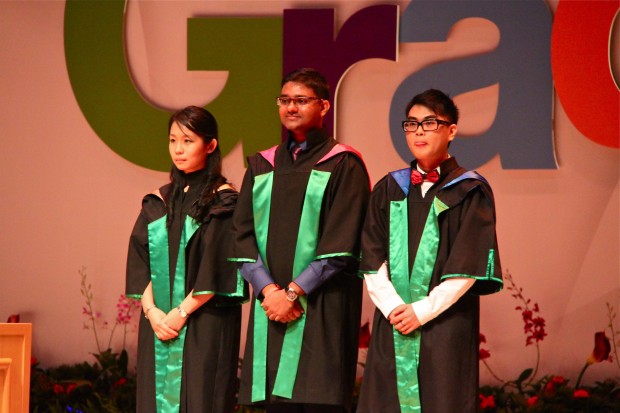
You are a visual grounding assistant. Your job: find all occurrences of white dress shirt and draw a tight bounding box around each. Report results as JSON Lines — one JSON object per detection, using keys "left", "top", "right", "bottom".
{"left": 364, "top": 261, "right": 475, "bottom": 325}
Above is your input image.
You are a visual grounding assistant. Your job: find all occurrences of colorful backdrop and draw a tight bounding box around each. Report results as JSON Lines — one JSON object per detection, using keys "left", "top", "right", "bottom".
{"left": 1, "top": 0, "right": 618, "bottom": 387}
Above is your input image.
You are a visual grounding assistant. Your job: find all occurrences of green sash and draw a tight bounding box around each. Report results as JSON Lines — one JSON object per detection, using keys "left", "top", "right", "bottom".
{"left": 148, "top": 215, "right": 200, "bottom": 412}
{"left": 389, "top": 197, "right": 448, "bottom": 412}
{"left": 251, "top": 170, "right": 331, "bottom": 401}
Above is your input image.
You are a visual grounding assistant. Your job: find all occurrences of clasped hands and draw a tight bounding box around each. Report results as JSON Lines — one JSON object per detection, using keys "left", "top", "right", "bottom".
{"left": 261, "top": 285, "right": 304, "bottom": 323}
{"left": 389, "top": 303, "right": 421, "bottom": 335}
{"left": 148, "top": 307, "right": 187, "bottom": 341}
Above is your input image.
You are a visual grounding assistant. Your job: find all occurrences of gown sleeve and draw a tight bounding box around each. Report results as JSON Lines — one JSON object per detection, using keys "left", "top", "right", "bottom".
{"left": 440, "top": 184, "right": 503, "bottom": 295}
{"left": 188, "top": 192, "right": 247, "bottom": 303}
{"left": 314, "top": 152, "right": 371, "bottom": 260}
{"left": 231, "top": 160, "right": 260, "bottom": 263}
{"left": 359, "top": 175, "right": 390, "bottom": 273}
{"left": 125, "top": 195, "right": 166, "bottom": 298}
{"left": 126, "top": 214, "right": 150, "bottom": 298}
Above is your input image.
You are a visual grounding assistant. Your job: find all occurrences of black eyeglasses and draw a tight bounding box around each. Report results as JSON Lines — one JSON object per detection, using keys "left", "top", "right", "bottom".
{"left": 402, "top": 119, "right": 452, "bottom": 132}
{"left": 276, "top": 96, "right": 322, "bottom": 107}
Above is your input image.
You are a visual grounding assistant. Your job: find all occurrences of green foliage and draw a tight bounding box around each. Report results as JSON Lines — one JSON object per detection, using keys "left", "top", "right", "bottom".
{"left": 29, "top": 268, "right": 140, "bottom": 412}
{"left": 479, "top": 376, "right": 620, "bottom": 412}
{"left": 30, "top": 349, "right": 136, "bottom": 413}
{"left": 478, "top": 275, "right": 620, "bottom": 412}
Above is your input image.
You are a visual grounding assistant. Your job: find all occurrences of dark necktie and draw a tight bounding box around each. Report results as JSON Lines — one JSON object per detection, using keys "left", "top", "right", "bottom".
{"left": 410, "top": 169, "right": 439, "bottom": 186}
{"left": 291, "top": 143, "right": 302, "bottom": 161}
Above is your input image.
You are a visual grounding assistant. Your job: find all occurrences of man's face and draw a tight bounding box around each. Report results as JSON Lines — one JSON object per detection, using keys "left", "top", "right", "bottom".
{"left": 405, "top": 104, "right": 457, "bottom": 170}
{"left": 278, "top": 81, "right": 330, "bottom": 141}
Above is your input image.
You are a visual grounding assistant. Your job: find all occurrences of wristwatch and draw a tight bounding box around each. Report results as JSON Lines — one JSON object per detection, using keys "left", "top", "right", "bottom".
{"left": 177, "top": 305, "right": 188, "bottom": 318}
{"left": 285, "top": 286, "right": 299, "bottom": 302}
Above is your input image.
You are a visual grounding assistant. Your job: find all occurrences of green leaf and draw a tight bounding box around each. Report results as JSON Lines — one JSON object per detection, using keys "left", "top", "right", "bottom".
{"left": 118, "top": 349, "right": 128, "bottom": 377}
{"left": 516, "top": 368, "right": 533, "bottom": 383}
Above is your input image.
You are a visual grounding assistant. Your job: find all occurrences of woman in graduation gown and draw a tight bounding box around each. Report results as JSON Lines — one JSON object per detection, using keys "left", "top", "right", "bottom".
{"left": 125, "top": 106, "right": 247, "bottom": 413}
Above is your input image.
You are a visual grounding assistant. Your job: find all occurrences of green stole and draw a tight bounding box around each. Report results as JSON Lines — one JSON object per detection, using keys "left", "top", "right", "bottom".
{"left": 388, "top": 172, "right": 449, "bottom": 413}
{"left": 250, "top": 169, "right": 332, "bottom": 402}
{"left": 388, "top": 167, "right": 489, "bottom": 411}
{"left": 148, "top": 215, "right": 200, "bottom": 412}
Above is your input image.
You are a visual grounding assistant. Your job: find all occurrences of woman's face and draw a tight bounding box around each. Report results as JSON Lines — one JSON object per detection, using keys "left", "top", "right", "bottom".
{"left": 168, "top": 121, "right": 216, "bottom": 173}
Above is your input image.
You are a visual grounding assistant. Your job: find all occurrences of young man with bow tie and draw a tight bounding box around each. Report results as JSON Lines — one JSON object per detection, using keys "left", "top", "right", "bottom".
{"left": 357, "top": 89, "right": 503, "bottom": 413}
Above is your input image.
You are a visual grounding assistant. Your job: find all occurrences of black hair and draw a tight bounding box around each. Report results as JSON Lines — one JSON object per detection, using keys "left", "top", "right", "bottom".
{"left": 281, "top": 68, "right": 330, "bottom": 100}
{"left": 166, "top": 106, "right": 226, "bottom": 226}
{"left": 405, "top": 89, "right": 459, "bottom": 124}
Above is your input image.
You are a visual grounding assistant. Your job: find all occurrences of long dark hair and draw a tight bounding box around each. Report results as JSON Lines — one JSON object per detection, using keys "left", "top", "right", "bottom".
{"left": 166, "top": 106, "right": 227, "bottom": 226}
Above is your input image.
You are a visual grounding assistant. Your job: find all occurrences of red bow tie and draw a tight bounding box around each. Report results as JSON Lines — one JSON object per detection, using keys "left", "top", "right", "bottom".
{"left": 410, "top": 169, "right": 439, "bottom": 185}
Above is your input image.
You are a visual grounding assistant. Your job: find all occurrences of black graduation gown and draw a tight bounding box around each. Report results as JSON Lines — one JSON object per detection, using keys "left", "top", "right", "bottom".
{"left": 233, "top": 130, "right": 370, "bottom": 410}
{"left": 358, "top": 157, "right": 502, "bottom": 413}
{"left": 126, "top": 170, "right": 246, "bottom": 413}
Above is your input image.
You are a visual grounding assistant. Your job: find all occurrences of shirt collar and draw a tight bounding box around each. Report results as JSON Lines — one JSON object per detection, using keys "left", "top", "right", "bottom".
{"left": 287, "top": 127, "right": 329, "bottom": 151}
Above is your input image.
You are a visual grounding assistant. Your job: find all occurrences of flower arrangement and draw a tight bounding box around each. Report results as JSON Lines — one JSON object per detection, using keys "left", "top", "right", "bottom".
{"left": 25, "top": 268, "right": 619, "bottom": 412}
{"left": 606, "top": 302, "right": 620, "bottom": 373}
{"left": 29, "top": 267, "right": 141, "bottom": 413}
{"left": 80, "top": 266, "right": 140, "bottom": 355}
{"left": 479, "top": 270, "right": 547, "bottom": 391}
{"left": 478, "top": 270, "right": 620, "bottom": 412}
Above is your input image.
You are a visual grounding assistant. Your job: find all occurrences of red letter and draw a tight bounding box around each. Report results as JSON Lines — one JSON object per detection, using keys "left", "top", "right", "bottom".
{"left": 551, "top": 1, "right": 619, "bottom": 148}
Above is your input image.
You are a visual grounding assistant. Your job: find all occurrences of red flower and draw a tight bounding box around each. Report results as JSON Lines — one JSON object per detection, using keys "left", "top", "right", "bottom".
{"left": 544, "top": 380, "right": 555, "bottom": 394}
{"left": 507, "top": 271, "right": 547, "bottom": 347}
{"left": 551, "top": 375, "right": 565, "bottom": 384}
{"left": 53, "top": 384, "right": 64, "bottom": 395}
{"left": 527, "top": 395, "right": 539, "bottom": 407}
{"left": 573, "top": 388, "right": 590, "bottom": 398}
{"left": 532, "top": 317, "right": 546, "bottom": 330}
{"left": 522, "top": 308, "right": 547, "bottom": 346}
{"left": 479, "top": 394, "right": 496, "bottom": 409}
{"left": 479, "top": 333, "right": 491, "bottom": 360}
{"left": 114, "top": 377, "right": 127, "bottom": 388}
{"left": 575, "top": 332, "right": 613, "bottom": 389}
{"left": 6, "top": 314, "right": 19, "bottom": 323}
{"left": 358, "top": 321, "right": 371, "bottom": 349}
{"left": 544, "top": 375, "right": 566, "bottom": 394}
{"left": 533, "top": 328, "right": 547, "bottom": 340}
{"left": 116, "top": 294, "right": 141, "bottom": 325}
{"left": 586, "top": 331, "right": 611, "bottom": 365}
{"left": 66, "top": 383, "right": 77, "bottom": 394}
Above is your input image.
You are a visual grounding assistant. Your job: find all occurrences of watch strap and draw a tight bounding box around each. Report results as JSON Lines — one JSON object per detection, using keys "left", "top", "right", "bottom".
{"left": 285, "top": 286, "right": 299, "bottom": 302}
{"left": 177, "top": 305, "right": 188, "bottom": 318}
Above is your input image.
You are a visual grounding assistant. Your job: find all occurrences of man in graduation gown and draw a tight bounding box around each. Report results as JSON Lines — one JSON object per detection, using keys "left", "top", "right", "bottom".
{"left": 232, "top": 68, "right": 370, "bottom": 413}
{"left": 357, "top": 89, "right": 503, "bottom": 413}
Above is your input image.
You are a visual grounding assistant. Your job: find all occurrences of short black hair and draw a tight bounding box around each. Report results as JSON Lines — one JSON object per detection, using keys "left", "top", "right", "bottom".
{"left": 405, "top": 89, "right": 459, "bottom": 124}
{"left": 281, "top": 68, "right": 330, "bottom": 100}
